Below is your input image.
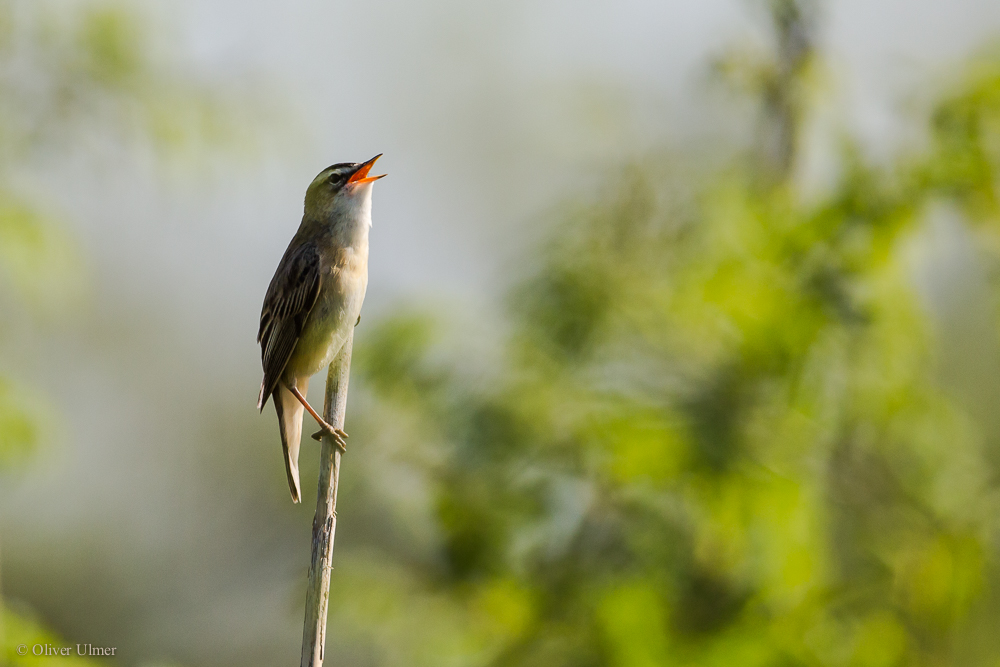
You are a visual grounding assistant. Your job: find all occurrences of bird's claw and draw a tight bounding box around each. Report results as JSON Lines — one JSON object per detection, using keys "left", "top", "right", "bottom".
{"left": 311, "top": 425, "right": 348, "bottom": 453}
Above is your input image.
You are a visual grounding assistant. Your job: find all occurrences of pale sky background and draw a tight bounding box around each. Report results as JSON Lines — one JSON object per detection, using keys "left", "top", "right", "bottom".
{"left": 160, "top": 0, "right": 1000, "bottom": 314}
{"left": 4, "top": 1, "right": 1000, "bottom": 664}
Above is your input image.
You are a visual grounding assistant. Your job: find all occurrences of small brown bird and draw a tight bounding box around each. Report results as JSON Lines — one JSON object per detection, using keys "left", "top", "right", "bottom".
{"left": 257, "top": 155, "right": 385, "bottom": 503}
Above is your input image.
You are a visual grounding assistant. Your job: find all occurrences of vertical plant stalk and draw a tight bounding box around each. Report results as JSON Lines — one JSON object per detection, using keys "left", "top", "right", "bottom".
{"left": 300, "top": 329, "right": 353, "bottom": 667}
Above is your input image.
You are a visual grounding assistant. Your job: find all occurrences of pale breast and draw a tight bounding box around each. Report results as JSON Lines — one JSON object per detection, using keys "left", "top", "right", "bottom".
{"left": 285, "top": 249, "right": 368, "bottom": 379}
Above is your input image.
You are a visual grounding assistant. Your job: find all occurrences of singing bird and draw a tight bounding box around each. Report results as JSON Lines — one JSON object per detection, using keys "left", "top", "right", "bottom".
{"left": 257, "top": 155, "right": 385, "bottom": 503}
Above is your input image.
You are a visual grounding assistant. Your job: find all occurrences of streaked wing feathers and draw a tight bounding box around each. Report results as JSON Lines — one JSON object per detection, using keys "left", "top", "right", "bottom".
{"left": 257, "top": 242, "right": 322, "bottom": 409}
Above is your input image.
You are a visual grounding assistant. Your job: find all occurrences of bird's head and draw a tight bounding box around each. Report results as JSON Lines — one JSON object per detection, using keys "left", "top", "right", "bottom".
{"left": 304, "top": 154, "right": 386, "bottom": 219}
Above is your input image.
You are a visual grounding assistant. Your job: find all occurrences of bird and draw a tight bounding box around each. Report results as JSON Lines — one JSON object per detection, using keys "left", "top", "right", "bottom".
{"left": 257, "top": 155, "right": 385, "bottom": 503}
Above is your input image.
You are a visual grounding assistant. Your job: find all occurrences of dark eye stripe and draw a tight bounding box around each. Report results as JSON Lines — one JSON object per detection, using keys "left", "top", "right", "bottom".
{"left": 324, "top": 163, "right": 357, "bottom": 185}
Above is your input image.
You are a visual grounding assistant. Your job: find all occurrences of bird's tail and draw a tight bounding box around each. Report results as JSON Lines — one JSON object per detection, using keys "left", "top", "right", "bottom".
{"left": 273, "top": 384, "right": 304, "bottom": 503}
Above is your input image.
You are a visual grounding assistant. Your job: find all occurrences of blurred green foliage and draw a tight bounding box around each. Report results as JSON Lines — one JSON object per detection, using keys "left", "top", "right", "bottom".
{"left": 3, "top": 603, "right": 101, "bottom": 666}
{"left": 0, "top": 0, "right": 207, "bottom": 463}
{"left": 0, "top": 1, "right": 243, "bottom": 661}
{"left": 3, "top": 0, "right": 1000, "bottom": 664}
{"left": 0, "top": 0, "right": 255, "bottom": 464}
{"left": 337, "top": 4, "right": 1000, "bottom": 666}
{"left": 0, "top": 378, "right": 39, "bottom": 471}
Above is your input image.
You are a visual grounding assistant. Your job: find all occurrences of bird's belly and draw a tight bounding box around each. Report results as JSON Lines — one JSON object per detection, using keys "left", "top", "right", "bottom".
{"left": 286, "top": 273, "right": 366, "bottom": 379}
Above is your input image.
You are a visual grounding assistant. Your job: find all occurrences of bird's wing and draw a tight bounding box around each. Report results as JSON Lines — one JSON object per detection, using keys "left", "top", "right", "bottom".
{"left": 257, "top": 243, "right": 322, "bottom": 410}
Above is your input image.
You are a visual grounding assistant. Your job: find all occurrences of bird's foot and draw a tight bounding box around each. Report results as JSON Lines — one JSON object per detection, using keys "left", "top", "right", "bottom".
{"left": 311, "top": 424, "right": 348, "bottom": 453}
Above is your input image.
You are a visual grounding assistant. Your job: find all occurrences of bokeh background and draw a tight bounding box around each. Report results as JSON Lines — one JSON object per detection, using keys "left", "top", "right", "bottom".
{"left": 4, "top": 0, "right": 1000, "bottom": 665}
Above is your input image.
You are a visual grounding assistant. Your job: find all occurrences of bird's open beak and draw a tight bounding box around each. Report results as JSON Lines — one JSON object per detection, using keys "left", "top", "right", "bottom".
{"left": 347, "top": 154, "right": 387, "bottom": 185}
